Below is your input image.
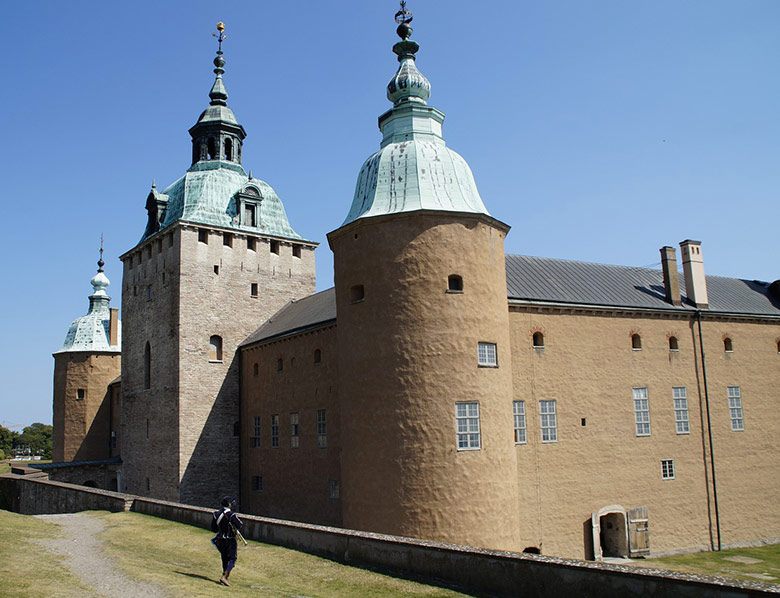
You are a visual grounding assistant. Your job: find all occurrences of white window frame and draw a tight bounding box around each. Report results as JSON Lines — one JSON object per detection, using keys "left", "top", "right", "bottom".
{"left": 317, "top": 409, "right": 327, "bottom": 448}
{"left": 513, "top": 400, "right": 527, "bottom": 444}
{"left": 477, "top": 342, "right": 498, "bottom": 367}
{"left": 633, "top": 387, "right": 651, "bottom": 436}
{"left": 539, "top": 400, "right": 557, "bottom": 443}
{"left": 673, "top": 387, "right": 690, "bottom": 435}
{"left": 456, "top": 402, "right": 481, "bottom": 450}
{"left": 728, "top": 386, "right": 744, "bottom": 431}
{"left": 271, "top": 414, "right": 279, "bottom": 448}
{"left": 661, "top": 459, "right": 675, "bottom": 480}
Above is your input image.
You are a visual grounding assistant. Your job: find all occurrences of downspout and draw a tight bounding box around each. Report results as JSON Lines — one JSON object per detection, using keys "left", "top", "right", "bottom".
{"left": 237, "top": 349, "right": 243, "bottom": 509}
{"left": 696, "top": 310, "right": 721, "bottom": 551}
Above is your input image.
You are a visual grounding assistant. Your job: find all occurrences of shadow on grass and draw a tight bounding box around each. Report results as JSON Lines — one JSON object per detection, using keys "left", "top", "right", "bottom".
{"left": 173, "top": 570, "right": 222, "bottom": 586}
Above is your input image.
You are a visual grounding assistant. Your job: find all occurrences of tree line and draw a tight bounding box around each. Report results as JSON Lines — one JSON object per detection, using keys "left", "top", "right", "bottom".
{"left": 0, "top": 423, "right": 53, "bottom": 460}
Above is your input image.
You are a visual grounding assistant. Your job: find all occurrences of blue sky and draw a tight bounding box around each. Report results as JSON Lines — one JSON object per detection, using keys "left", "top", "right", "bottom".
{"left": 2, "top": 1, "right": 778, "bottom": 428}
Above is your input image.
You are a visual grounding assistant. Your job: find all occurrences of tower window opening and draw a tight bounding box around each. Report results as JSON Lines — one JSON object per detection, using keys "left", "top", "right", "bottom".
{"left": 669, "top": 336, "right": 679, "bottom": 351}
{"left": 632, "top": 334, "right": 642, "bottom": 350}
{"left": 224, "top": 137, "right": 233, "bottom": 161}
{"left": 207, "top": 137, "right": 217, "bottom": 160}
{"left": 350, "top": 285, "right": 365, "bottom": 303}
{"left": 198, "top": 230, "right": 208, "bottom": 244}
{"left": 143, "top": 342, "right": 151, "bottom": 389}
{"left": 223, "top": 233, "right": 233, "bottom": 247}
{"left": 213, "top": 265, "right": 220, "bottom": 275}
{"left": 277, "top": 358, "right": 283, "bottom": 372}
{"left": 724, "top": 337, "right": 733, "bottom": 352}
{"left": 209, "top": 335, "right": 223, "bottom": 362}
{"left": 253, "top": 363, "right": 259, "bottom": 377}
{"left": 77, "top": 388, "right": 85, "bottom": 401}
{"left": 314, "top": 348, "right": 322, "bottom": 364}
{"left": 247, "top": 237, "right": 256, "bottom": 251}
{"left": 157, "top": 239, "right": 163, "bottom": 254}
{"left": 270, "top": 240, "right": 280, "bottom": 255}
{"left": 533, "top": 332, "right": 544, "bottom": 348}
{"left": 447, "top": 274, "right": 463, "bottom": 292}
{"left": 292, "top": 245, "right": 302, "bottom": 258}
{"left": 251, "top": 283, "right": 258, "bottom": 297}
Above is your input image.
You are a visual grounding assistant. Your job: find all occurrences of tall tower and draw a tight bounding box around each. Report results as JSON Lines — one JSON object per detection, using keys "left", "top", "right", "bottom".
{"left": 327, "top": 5, "right": 521, "bottom": 550}
{"left": 53, "top": 248, "right": 121, "bottom": 463}
{"left": 120, "top": 24, "right": 316, "bottom": 505}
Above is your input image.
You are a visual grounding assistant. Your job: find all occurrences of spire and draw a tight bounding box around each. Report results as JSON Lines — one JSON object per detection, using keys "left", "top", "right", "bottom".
{"left": 386, "top": 2, "right": 431, "bottom": 106}
{"left": 90, "top": 238, "right": 110, "bottom": 302}
{"left": 209, "top": 22, "right": 228, "bottom": 106}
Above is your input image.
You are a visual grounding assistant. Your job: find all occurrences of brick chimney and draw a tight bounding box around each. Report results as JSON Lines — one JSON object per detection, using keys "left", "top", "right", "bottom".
{"left": 109, "top": 307, "right": 119, "bottom": 346}
{"left": 660, "top": 246, "right": 682, "bottom": 306}
{"left": 679, "top": 240, "right": 708, "bottom": 308}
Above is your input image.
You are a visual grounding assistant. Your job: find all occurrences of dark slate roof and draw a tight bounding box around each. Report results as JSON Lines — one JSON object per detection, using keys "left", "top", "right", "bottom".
{"left": 242, "top": 288, "right": 337, "bottom": 346}
{"left": 506, "top": 255, "right": 780, "bottom": 316}
{"left": 243, "top": 255, "right": 779, "bottom": 346}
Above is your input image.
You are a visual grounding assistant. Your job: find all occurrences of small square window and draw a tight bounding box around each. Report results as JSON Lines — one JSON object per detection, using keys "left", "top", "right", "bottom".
{"left": 661, "top": 459, "right": 675, "bottom": 480}
{"left": 199, "top": 230, "right": 208, "bottom": 244}
{"left": 270, "top": 240, "right": 280, "bottom": 255}
{"left": 292, "top": 245, "right": 302, "bottom": 259}
{"left": 350, "top": 285, "right": 365, "bottom": 303}
{"left": 247, "top": 237, "right": 256, "bottom": 252}
{"left": 478, "top": 342, "right": 498, "bottom": 367}
{"left": 76, "top": 388, "right": 85, "bottom": 401}
{"left": 223, "top": 233, "right": 233, "bottom": 247}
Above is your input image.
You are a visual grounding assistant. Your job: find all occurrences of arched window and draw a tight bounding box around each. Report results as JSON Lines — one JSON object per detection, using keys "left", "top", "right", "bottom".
{"left": 224, "top": 138, "right": 233, "bottom": 161}
{"left": 209, "top": 335, "right": 223, "bottom": 361}
{"left": 277, "top": 358, "right": 283, "bottom": 372}
{"left": 724, "top": 337, "right": 733, "bottom": 352}
{"left": 448, "top": 275, "right": 463, "bottom": 292}
{"left": 143, "top": 342, "right": 151, "bottom": 389}
{"left": 207, "top": 138, "right": 217, "bottom": 160}
{"left": 253, "top": 363, "right": 259, "bottom": 377}
{"left": 533, "top": 332, "right": 544, "bottom": 348}
{"left": 631, "top": 334, "right": 642, "bottom": 350}
{"left": 314, "top": 349, "right": 322, "bottom": 364}
{"left": 669, "top": 336, "right": 679, "bottom": 351}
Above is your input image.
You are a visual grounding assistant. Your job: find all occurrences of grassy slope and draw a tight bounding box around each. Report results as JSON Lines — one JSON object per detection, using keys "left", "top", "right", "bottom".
{"left": 97, "top": 511, "right": 467, "bottom": 597}
{"left": 0, "top": 510, "right": 89, "bottom": 597}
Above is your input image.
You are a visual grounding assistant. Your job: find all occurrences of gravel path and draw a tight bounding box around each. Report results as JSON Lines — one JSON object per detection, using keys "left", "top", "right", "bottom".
{"left": 35, "top": 512, "right": 168, "bottom": 598}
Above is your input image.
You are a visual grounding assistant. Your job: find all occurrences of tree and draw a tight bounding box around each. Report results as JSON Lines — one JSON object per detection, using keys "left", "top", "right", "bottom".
{"left": 0, "top": 426, "right": 18, "bottom": 457}
{"left": 17, "top": 423, "right": 53, "bottom": 460}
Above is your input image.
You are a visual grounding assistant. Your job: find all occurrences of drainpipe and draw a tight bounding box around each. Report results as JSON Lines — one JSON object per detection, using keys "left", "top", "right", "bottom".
{"left": 696, "top": 310, "right": 721, "bottom": 551}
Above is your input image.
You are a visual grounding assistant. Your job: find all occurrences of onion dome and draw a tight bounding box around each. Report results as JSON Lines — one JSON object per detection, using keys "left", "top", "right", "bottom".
{"left": 341, "top": 3, "right": 493, "bottom": 227}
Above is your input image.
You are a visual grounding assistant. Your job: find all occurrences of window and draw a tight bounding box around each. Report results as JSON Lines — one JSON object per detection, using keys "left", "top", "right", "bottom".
{"left": 251, "top": 416, "right": 261, "bottom": 448}
{"left": 724, "top": 337, "right": 733, "bottom": 353}
{"left": 146, "top": 418, "right": 149, "bottom": 439}
{"left": 728, "top": 386, "right": 744, "bottom": 431}
{"left": 271, "top": 415, "right": 279, "bottom": 448}
{"left": 251, "top": 283, "right": 258, "bottom": 297}
{"left": 143, "top": 342, "right": 151, "bottom": 389}
{"left": 110, "top": 430, "right": 116, "bottom": 450}
{"left": 252, "top": 475, "right": 263, "bottom": 492}
{"left": 292, "top": 245, "right": 302, "bottom": 258}
{"left": 513, "top": 401, "right": 526, "bottom": 444}
{"left": 244, "top": 204, "right": 256, "bottom": 227}
{"left": 447, "top": 275, "right": 463, "bottom": 292}
{"left": 317, "top": 409, "right": 327, "bottom": 448}
{"left": 199, "top": 230, "right": 208, "bottom": 244}
{"left": 76, "top": 389, "right": 85, "bottom": 401}
{"left": 632, "top": 334, "right": 642, "bottom": 350}
{"left": 146, "top": 285, "right": 152, "bottom": 301}
{"left": 776, "top": 340, "right": 780, "bottom": 354}
{"left": 350, "top": 285, "right": 364, "bottom": 303}
{"left": 209, "top": 335, "right": 223, "bottom": 362}
{"left": 207, "top": 137, "right": 217, "bottom": 160}
{"left": 661, "top": 459, "right": 675, "bottom": 480}
{"left": 456, "top": 402, "right": 481, "bottom": 450}
{"left": 277, "top": 358, "right": 283, "bottom": 372}
{"left": 329, "top": 479, "right": 340, "bottom": 499}
{"left": 223, "top": 233, "right": 233, "bottom": 247}
{"left": 290, "top": 413, "right": 299, "bottom": 448}
{"left": 540, "top": 400, "right": 557, "bottom": 442}
{"left": 673, "top": 387, "right": 690, "bottom": 434}
{"left": 146, "top": 245, "right": 152, "bottom": 260}
{"left": 313, "top": 349, "right": 321, "bottom": 364}
{"left": 224, "top": 137, "right": 233, "bottom": 161}
{"left": 270, "top": 240, "right": 280, "bottom": 255}
{"left": 253, "top": 363, "right": 259, "bottom": 377}
{"left": 669, "top": 336, "right": 679, "bottom": 351}
{"left": 478, "top": 342, "right": 498, "bottom": 367}
{"left": 157, "top": 239, "right": 163, "bottom": 254}
{"left": 532, "top": 332, "right": 544, "bottom": 348}
{"left": 633, "top": 387, "right": 650, "bottom": 436}
{"left": 247, "top": 237, "right": 256, "bottom": 251}
{"left": 213, "top": 265, "right": 220, "bottom": 275}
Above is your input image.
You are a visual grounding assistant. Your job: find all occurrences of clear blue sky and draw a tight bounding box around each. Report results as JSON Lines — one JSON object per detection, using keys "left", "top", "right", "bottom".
{"left": 2, "top": 1, "right": 778, "bottom": 428}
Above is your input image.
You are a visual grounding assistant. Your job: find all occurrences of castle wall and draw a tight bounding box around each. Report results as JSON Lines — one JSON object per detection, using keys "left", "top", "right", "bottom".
{"left": 240, "top": 324, "right": 341, "bottom": 525}
{"left": 52, "top": 352, "right": 120, "bottom": 463}
{"left": 509, "top": 306, "right": 780, "bottom": 558}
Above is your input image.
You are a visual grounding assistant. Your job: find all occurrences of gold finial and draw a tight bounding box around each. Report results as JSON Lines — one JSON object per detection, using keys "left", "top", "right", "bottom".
{"left": 216, "top": 22, "right": 225, "bottom": 32}
{"left": 212, "top": 22, "right": 227, "bottom": 52}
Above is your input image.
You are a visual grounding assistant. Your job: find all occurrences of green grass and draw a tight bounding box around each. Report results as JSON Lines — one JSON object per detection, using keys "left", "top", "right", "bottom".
{"left": 0, "top": 459, "right": 50, "bottom": 475}
{"left": 640, "top": 544, "right": 780, "bottom": 585}
{"left": 0, "top": 509, "right": 89, "bottom": 597}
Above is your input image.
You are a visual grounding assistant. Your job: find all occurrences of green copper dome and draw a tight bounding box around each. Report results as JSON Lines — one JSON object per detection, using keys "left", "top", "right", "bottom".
{"left": 342, "top": 6, "right": 489, "bottom": 227}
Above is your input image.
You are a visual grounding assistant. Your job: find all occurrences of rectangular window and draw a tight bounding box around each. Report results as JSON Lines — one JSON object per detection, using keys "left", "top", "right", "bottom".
{"left": 292, "top": 245, "right": 302, "bottom": 258}
{"left": 251, "top": 416, "right": 261, "bottom": 448}
{"left": 728, "top": 386, "right": 744, "bottom": 431}
{"left": 271, "top": 414, "right": 279, "bottom": 448}
{"left": 252, "top": 475, "right": 263, "bottom": 492}
{"left": 245, "top": 205, "right": 256, "bottom": 227}
{"left": 317, "top": 409, "right": 327, "bottom": 448}
{"left": 456, "top": 401, "right": 481, "bottom": 450}
{"left": 250, "top": 283, "right": 258, "bottom": 297}
{"left": 673, "top": 387, "right": 690, "bottom": 434}
{"left": 199, "top": 230, "right": 208, "bottom": 244}
{"left": 76, "top": 388, "right": 85, "bottom": 400}
{"left": 633, "top": 387, "right": 651, "bottom": 436}
{"left": 290, "top": 413, "right": 299, "bottom": 448}
{"left": 110, "top": 430, "right": 116, "bottom": 450}
{"left": 329, "top": 479, "right": 340, "bottom": 499}
{"left": 513, "top": 400, "right": 527, "bottom": 444}
{"left": 270, "top": 240, "right": 280, "bottom": 255}
{"left": 223, "top": 233, "right": 233, "bottom": 247}
{"left": 540, "top": 400, "right": 557, "bottom": 442}
{"left": 477, "top": 342, "right": 498, "bottom": 367}
{"left": 247, "top": 237, "right": 256, "bottom": 251}
{"left": 661, "top": 459, "right": 675, "bottom": 480}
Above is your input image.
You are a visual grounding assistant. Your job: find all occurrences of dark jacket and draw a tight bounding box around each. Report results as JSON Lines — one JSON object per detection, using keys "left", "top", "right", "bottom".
{"left": 211, "top": 507, "right": 243, "bottom": 539}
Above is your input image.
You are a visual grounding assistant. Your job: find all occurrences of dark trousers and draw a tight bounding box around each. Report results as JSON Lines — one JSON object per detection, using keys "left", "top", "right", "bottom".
{"left": 215, "top": 537, "right": 238, "bottom": 572}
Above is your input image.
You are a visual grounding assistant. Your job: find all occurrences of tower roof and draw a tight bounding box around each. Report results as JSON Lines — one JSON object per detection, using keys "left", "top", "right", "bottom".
{"left": 340, "top": 3, "right": 491, "bottom": 227}
{"left": 55, "top": 250, "right": 121, "bottom": 354}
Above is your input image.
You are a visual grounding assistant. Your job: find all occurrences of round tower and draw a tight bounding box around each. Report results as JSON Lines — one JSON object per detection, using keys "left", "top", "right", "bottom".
{"left": 328, "top": 4, "right": 520, "bottom": 550}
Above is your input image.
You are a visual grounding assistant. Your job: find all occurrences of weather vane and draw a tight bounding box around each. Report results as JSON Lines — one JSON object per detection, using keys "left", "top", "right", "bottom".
{"left": 212, "top": 22, "right": 226, "bottom": 52}
{"left": 395, "top": 1, "right": 413, "bottom": 25}
{"left": 98, "top": 234, "right": 105, "bottom": 272}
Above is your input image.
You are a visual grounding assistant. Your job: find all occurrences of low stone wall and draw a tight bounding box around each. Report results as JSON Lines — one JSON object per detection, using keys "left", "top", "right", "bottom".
{"left": 2, "top": 474, "right": 777, "bottom": 597}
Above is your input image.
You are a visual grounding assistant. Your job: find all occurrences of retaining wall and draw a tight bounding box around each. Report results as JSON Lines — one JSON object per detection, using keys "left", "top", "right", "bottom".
{"left": 2, "top": 474, "right": 777, "bottom": 597}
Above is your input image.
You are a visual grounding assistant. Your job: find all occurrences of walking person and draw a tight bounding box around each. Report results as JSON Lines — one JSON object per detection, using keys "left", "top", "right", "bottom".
{"left": 211, "top": 496, "right": 243, "bottom": 586}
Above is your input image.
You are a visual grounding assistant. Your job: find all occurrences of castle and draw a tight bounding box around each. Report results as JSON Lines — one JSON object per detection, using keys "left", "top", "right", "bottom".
{"left": 49, "top": 9, "right": 780, "bottom": 560}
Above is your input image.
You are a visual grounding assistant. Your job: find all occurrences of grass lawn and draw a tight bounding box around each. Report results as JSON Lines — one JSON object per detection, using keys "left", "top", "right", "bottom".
{"left": 640, "top": 544, "right": 780, "bottom": 586}
{"left": 0, "top": 509, "right": 89, "bottom": 597}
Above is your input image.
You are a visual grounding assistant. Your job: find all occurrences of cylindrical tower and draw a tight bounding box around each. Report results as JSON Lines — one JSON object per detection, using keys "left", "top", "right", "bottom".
{"left": 328, "top": 5, "right": 520, "bottom": 550}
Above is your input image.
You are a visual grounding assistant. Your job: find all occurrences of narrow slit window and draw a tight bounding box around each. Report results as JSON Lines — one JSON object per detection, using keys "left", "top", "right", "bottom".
{"left": 290, "top": 413, "right": 300, "bottom": 448}
{"left": 513, "top": 401, "right": 526, "bottom": 444}
{"left": 253, "top": 363, "right": 259, "bottom": 377}
{"left": 277, "top": 358, "right": 283, "bottom": 372}
{"left": 271, "top": 415, "right": 279, "bottom": 448}
{"left": 77, "top": 389, "right": 85, "bottom": 401}
{"left": 251, "top": 283, "right": 258, "bottom": 297}
{"left": 143, "top": 342, "right": 151, "bottom": 389}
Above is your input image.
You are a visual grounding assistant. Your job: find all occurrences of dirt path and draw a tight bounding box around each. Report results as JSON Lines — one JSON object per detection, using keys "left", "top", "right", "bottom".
{"left": 35, "top": 512, "right": 168, "bottom": 598}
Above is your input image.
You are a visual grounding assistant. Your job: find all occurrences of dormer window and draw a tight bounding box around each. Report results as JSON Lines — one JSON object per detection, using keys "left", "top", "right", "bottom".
{"left": 237, "top": 186, "right": 261, "bottom": 228}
